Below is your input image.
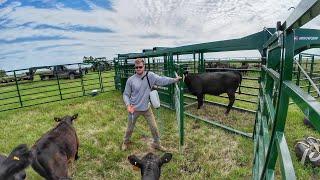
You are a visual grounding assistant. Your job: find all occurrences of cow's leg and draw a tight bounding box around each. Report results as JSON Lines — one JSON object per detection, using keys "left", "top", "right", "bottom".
{"left": 226, "top": 91, "right": 235, "bottom": 115}
{"left": 51, "top": 155, "right": 69, "bottom": 180}
{"left": 197, "top": 94, "right": 204, "bottom": 109}
{"left": 75, "top": 151, "right": 79, "bottom": 161}
{"left": 75, "top": 136, "right": 80, "bottom": 160}
{"left": 31, "top": 154, "right": 52, "bottom": 180}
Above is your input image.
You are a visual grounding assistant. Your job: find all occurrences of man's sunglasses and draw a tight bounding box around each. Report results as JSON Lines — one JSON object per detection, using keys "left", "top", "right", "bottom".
{"left": 135, "top": 66, "right": 144, "bottom": 69}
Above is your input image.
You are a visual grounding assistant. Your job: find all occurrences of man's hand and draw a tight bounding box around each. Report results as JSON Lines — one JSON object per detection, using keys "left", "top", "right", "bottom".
{"left": 127, "top": 105, "right": 135, "bottom": 113}
{"left": 175, "top": 76, "right": 182, "bottom": 82}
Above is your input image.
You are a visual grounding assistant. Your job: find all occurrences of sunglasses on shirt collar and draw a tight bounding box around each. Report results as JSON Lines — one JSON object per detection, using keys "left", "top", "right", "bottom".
{"left": 135, "top": 66, "right": 144, "bottom": 69}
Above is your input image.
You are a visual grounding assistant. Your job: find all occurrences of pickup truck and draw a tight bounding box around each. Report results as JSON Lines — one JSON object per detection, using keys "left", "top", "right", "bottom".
{"left": 37, "top": 65, "right": 82, "bottom": 80}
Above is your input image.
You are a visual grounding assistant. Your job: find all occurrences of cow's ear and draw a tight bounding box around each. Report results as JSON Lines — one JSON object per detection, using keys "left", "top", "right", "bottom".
{"left": 159, "top": 153, "right": 172, "bottom": 165}
{"left": 54, "top": 117, "right": 61, "bottom": 122}
{"left": 72, "top": 114, "right": 78, "bottom": 120}
{"left": 128, "top": 155, "right": 142, "bottom": 168}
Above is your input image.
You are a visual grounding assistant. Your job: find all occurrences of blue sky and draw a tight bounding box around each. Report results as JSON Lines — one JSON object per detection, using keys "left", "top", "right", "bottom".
{"left": 0, "top": 0, "right": 319, "bottom": 70}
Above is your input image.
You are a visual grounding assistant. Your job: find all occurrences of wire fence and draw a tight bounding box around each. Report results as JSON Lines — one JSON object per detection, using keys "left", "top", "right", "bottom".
{"left": 0, "top": 62, "right": 115, "bottom": 112}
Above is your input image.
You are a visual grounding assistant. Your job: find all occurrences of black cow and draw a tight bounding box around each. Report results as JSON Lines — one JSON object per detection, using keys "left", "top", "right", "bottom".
{"left": 183, "top": 71, "right": 242, "bottom": 114}
{"left": 0, "top": 144, "right": 32, "bottom": 180}
{"left": 238, "top": 62, "right": 249, "bottom": 75}
{"left": 128, "top": 152, "right": 172, "bottom": 180}
{"left": 31, "top": 114, "right": 79, "bottom": 180}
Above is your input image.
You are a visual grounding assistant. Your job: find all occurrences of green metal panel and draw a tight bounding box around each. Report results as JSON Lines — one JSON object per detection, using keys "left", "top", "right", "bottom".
{"left": 284, "top": 0, "right": 320, "bottom": 30}
{"left": 283, "top": 81, "right": 320, "bottom": 131}
{"left": 125, "top": 29, "right": 275, "bottom": 58}
{"left": 294, "top": 29, "right": 320, "bottom": 54}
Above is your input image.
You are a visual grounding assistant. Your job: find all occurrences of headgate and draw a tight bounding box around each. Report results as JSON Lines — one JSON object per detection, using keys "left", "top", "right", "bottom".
{"left": 114, "top": 0, "right": 320, "bottom": 179}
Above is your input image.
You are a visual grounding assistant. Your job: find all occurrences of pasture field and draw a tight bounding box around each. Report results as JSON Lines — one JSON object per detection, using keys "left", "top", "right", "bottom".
{"left": 0, "top": 65, "right": 320, "bottom": 179}
{"left": 0, "top": 90, "right": 319, "bottom": 179}
{"left": 0, "top": 91, "right": 254, "bottom": 179}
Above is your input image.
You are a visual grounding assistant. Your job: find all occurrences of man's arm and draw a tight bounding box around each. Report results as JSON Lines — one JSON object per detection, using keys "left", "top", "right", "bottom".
{"left": 123, "top": 79, "right": 131, "bottom": 106}
{"left": 152, "top": 72, "right": 180, "bottom": 86}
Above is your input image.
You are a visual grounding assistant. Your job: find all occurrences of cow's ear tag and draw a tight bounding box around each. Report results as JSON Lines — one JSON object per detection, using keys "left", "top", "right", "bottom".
{"left": 13, "top": 156, "right": 20, "bottom": 161}
{"left": 133, "top": 165, "right": 140, "bottom": 171}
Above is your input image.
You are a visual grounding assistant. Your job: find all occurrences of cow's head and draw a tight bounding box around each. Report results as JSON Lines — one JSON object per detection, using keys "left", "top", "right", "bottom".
{"left": 128, "top": 152, "right": 172, "bottom": 180}
{"left": 54, "top": 114, "right": 78, "bottom": 125}
{"left": 0, "top": 144, "right": 32, "bottom": 180}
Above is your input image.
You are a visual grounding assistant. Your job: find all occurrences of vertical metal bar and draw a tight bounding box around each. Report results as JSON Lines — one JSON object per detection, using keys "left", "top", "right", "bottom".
{"left": 113, "top": 58, "right": 119, "bottom": 90}
{"left": 98, "top": 67, "right": 104, "bottom": 92}
{"left": 169, "top": 53, "right": 175, "bottom": 109}
{"left": 297, "top": 54, "right": 302, "bottom": 86}
{"left": 147, "top": 57, "right": 150, "bottom": 70}
{"left": 199, "top": 52, "right": 205, "bottom": 73}
{"left": 164, "top": 56, "right": 168, "bottom": 76}
{"left": 176, "top": 54, "right": 179, "bottom": 63}
{"left": 308, "top": 55, "right": 315, "bottom": 94}
{"left": 193, "top": 52, "right": 196, "bottom": 73}
{"left": 55, "top": 69, "right": 63, "bottom": 100}
{"left": 78, "top": 64, "right": 86, "bottom": 96}
{"left": 178, "top": 65, "right": 184, "bottom": 147}
{"left": 305, "top": 57, "right": 308, "bottom": 69}
{"left": 14, "top": 71, "right": 23, "bottom": 107}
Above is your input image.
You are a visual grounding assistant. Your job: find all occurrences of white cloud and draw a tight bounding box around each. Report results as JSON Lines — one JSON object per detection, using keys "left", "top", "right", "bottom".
{"left": 0, "top": 0, "right": 7, "bottom": 5}
{"left": 1, "top": 0, "right": 319, "bottom": 70}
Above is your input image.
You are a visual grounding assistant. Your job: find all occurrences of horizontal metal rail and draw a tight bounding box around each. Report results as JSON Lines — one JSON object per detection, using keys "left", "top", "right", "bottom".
{"left": 83, "top": 82, "right": 101, "bottom": 87}
{"left": 61, "top": 90, "right": 84, "bottom": 96}
{"left": 0, "top": 90, "right": 18, "bottom": 95}
{"left": 22, "top": 94, "right": 60, "bottom": 102}
{"left": 205, "top": 67, "right": 261, "bottom": 72}
{"left": 18, "top": 83, "right": 59, "bottom": 91}
{"left": 0, "top": 95, "right": 19, "bottom": 101}
{"left": 58, "top": 80, "right": 82, "bottom": 85}
{"left": 184, "top": 95, "right": 256, "bottom": 113}
{"left": 20, "top": 88, "right": 59, "bottom": 97}
{"left": 216, "top": 94, "right": 258, "bottom": 104}
{"left": 60, "top": 85, "right": 83, "bottom": 91}
{"left": 240, "top": 85, "right": 260, "bottom": 90}
{"left": 0, "top": 101, "right": 20, "bottom": 107}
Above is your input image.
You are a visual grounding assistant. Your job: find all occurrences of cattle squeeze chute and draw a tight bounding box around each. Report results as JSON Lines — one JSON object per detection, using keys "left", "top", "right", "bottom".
{"left": 114, "top": 0, "right": 320, "bottom": 179}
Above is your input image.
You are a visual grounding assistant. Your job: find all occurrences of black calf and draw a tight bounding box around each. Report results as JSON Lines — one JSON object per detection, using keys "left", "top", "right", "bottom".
{"left": 0, "top": 144, "right": 32, "bottom": 180}
{"left": 128, "top": 152, "right": 172, "bottom": 180}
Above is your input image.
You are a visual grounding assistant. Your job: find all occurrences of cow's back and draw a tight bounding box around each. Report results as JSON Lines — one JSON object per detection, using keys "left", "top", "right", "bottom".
{"left": 33, "top": 122, "right": 78, "bottom": 160}
{"left": 198, "top": 72, "right": 241, "bottom": 95}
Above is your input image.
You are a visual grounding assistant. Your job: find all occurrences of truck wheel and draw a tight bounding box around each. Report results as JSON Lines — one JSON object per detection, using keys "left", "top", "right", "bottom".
{"left": 69, "top": 73, "right": 75, "bottom": 80}
{"left": 44, "top": 76, "right": 50, "bottom": 80}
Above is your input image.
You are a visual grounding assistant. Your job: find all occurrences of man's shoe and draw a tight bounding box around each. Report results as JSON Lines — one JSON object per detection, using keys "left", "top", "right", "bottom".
{"left": 151, "top": 142, "right": 167, "bottom": 152}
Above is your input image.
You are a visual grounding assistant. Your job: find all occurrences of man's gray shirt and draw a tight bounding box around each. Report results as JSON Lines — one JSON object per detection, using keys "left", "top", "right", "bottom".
{"left": 123, "top": 71, "right": 176, "bottom": 111}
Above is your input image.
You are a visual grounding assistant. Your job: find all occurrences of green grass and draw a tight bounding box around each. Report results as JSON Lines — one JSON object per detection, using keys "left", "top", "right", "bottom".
{"left": 0, "top": 91, "right": 254, "bottom": 179}
{"left": 1, "top": 89, "right": 318, "bottom": 179}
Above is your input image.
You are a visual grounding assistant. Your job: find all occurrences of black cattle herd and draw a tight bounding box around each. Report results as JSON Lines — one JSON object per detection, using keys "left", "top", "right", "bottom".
{"left": 0, "top": 62, "right": 249, "bottom": 180}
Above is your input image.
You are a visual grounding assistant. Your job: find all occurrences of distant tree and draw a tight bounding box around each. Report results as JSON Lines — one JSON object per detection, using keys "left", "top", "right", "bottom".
{"left": 83, "top": 56, "right": 112, "bottom": 71}
{"left": 0, "top": 69, "right": 6, "bottom": 77}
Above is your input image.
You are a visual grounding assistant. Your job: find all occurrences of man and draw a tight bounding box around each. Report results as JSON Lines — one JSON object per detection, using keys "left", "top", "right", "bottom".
{"left": 122, "top": 58, "right": 181, "bottom": 151}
